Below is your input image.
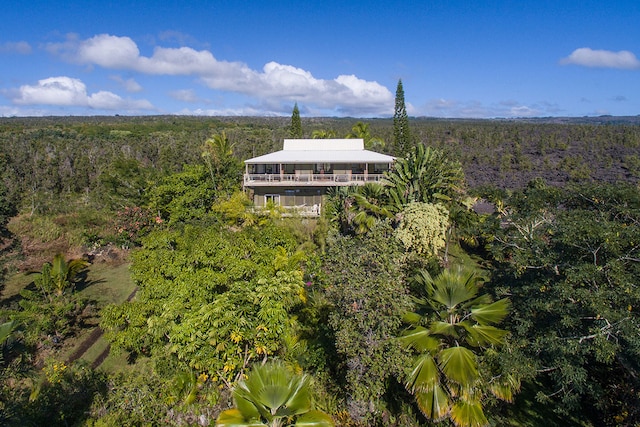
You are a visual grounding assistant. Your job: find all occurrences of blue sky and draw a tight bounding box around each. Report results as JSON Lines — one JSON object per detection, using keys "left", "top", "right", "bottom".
{"left": 1, "top": 0, "right": 639, "bottom": 118}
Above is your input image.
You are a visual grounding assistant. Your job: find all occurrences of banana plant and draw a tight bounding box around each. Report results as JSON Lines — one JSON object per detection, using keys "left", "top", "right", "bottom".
{"left": 31, "top": 253, "right": 89, "bottom": 300}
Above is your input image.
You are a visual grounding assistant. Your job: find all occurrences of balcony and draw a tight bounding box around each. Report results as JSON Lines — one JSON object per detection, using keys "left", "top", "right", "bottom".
{"left": 243, "top": 172, "right": 386, "bottom": 187}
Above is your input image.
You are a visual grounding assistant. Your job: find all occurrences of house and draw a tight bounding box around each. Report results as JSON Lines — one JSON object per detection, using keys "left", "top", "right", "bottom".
{"left": 243, "top": 139, "right": 395, "bottom": 215}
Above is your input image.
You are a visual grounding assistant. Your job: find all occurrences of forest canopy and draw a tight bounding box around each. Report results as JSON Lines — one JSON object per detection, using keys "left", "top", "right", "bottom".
{"left": 0, "top": 115, "right": 638, "bottom": 426}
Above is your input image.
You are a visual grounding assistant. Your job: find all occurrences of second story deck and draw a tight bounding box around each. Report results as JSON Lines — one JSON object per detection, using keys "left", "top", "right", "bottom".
{"left": 244, "top": 171, "right": 386, "bottom": 186}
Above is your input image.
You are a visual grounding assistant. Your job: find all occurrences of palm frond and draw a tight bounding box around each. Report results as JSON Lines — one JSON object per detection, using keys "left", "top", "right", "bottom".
{"left": 415, "top": 385, "right": 450, "bottom": 421}
{"left": 470, "top": 299, "right": 511, "bottom": 325}
{"left": 438, "top": 346, "right": 479, "bottom": 386}
{"left": 450, "top": 399, "right": 488, "bottom": 427}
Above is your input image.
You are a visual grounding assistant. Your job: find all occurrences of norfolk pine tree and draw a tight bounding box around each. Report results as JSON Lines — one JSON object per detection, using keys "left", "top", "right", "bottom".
{"left": 393, "top": 79, "right": 413, "bottom": 156}
{"left": 290, "top": 103, "right": 303, "bottom": 138}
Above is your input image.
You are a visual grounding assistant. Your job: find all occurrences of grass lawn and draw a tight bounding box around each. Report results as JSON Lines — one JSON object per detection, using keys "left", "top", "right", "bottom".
{"left": 78, "top": 261, "right": 136, "bottom": 306}
{"left": 66, "top": 262, "right": 136, "bottom": 367}
{"left": 1, "top": 270, "right": 35, "bottom": 302}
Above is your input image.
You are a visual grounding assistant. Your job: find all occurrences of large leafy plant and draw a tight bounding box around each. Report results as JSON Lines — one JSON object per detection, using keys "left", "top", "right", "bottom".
{"left": 216, "top": 361, "right": 333, "bottom": 427}
{"left": 401, "top": 267, "right": 516, "bottom": 427}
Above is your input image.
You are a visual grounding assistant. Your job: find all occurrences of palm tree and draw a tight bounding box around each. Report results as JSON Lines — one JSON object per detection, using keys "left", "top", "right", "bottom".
{"left": 202, "top": 131, "right": 242, "bottom": 195}
{"left": 345, "top": 121, "right": 385, "bottom": 151}
{"left": 384, "top": 144, "right": 464, "bottom": 212}
{"left": 400, "top": 267, "right": 516, "bottom": 427}
{"left": 216, "top": 361, "right": 334, "bottom": 427}
{"left": 325, "top": 184, "right": 392, "bottom": 235}
{"left": 311, "top": 129, "right": 336, "bottom": 139}
{"left": 203, "top": 131, "right": 235, "bottom": 177}
{"left": 350, "top": 183, "right": 393, "bottom": 234}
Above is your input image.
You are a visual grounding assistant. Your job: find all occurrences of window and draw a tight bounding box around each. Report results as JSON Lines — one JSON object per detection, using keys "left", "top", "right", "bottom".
{"left": 265, "top": 194, "right": 280, "bottom": 205}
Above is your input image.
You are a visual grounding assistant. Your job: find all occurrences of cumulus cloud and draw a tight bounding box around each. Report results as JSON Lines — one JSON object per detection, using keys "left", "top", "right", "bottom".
{"left": 47, "top": 33, "right": 394, "bottom": 116}
{"left": 0, "top": 41, "right": 32, "bottom": 54}
{"left": 11, "top": 76, "right": 153, "bottom": 110}
{"left": 560, "top": 48, "right": 640, "bottom": 69}
{"left": 14, "top": 76, "right": 89, "bottom": 106}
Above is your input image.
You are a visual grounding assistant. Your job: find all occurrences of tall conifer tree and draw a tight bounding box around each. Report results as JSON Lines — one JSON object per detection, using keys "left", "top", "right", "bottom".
{"left": 393, "top": 79, "right": 412, "bottom": 156}
{"left": 289, "top": 103, "right": 302, "bottom": 138}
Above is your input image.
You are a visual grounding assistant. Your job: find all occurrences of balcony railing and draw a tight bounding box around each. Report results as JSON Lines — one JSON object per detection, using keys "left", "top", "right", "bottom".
{"left": 244, "top": 173, "right": 386, "bottom": 186}
{"left": 252, "top": 204, "right": 322, "bottom": 217}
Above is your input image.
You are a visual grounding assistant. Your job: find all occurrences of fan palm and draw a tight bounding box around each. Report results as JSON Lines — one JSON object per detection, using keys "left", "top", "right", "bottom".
{"left": 400, "top": 267, "right": 516, "bottom": 427}
{"left": 216, "top": 361, "right": 333, "bottom": 427}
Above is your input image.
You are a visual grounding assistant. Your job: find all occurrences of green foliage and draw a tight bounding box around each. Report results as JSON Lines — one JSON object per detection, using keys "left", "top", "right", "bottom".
{"left": 147, "top": 164, "right": 217, "bottom": 225}
{"left": 0, "top": 165, "right": 17, "bottom": 234}
{"left": 217, "top": 360, "right": 334, "bottom": 427}
{"left": 101, "top": 222, "right": 309, "bottom": 383}
{"left": 87, "top": 366, "right": 218, "bottom": 426}
{"left": 7, "top": 214, "right": 63, "bottom": 243}
{"left": 395, "top": 202, "right": 450, "bottom": 257}
{"left": 1, "top": 360, "right": 107, "bottom": 427}
{"left": 484, "top": 183, "right": 640, "bottom": 424}
{"left": 0, "top": 116, "right": 638, "bottom": 218}
{"left": 32, "top": 253, "right": 89, "bottom": 299}
{"left": 212, "top": 191, "right": 258, "bottom": 227}
{"left": 290, "top": 103, "right": 303, "bottom": 138}
{"left": 98, "top": 157, "right": 153, "bottom": 209}
{"left": 384, "top": 144, "right": 465, "bottom": 210}
{"left": 202, "top": 131, "right": 243, "bottom": 196}
{"left": 325, "top": 184, "right": 393, "bottom": 236}
{"left": 393, "top": 79, "right": 412, "bottom": 156}
{"left": 321, "top": 223, "right": 412, "bottom": 421}
{"left": 4, "top": 117, "right": 640, "bottom": 426}
{"left": 401, "top": 267, "right": 516, "bottom": 427}
{"left": 13, "top": 289, "right": 90, "bottom": 346}
{"left": 312, "top": 129, "right": 337, "bottom": 139}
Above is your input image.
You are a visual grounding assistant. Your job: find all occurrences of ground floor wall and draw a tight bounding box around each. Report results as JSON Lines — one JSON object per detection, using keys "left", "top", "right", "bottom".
{"left": 249, "top": 186, "right": 326, "bottom": 209}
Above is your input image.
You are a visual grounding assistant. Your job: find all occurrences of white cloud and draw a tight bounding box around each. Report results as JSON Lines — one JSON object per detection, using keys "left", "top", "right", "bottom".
{"left": 14, "top": 76, "right": 89, "bottom": 106}
{"left": 77, "top": 34, "right": 141, "bottom": 69}
{"left": 0, "top": 41, "right": 32, "bottom": 54}
{"left": 417, "top": 98, "right": 551, "bottom": 118}
{"left": 88, "top": 91, "right": 153, "bottom": 110}
{"left": 110, "top": 75, "right": 143, "bottom": 92}
{"left": 47, "top": 33, "right": 394, "bottom": 116}
{"left": 560, "top": 48, "right": 640, "bottom": 69}
{"left": 169, "top": 89, "right": 208, "bottom": 103}
{"left": 11, "top": 76, "right": 154, "bottom": 111}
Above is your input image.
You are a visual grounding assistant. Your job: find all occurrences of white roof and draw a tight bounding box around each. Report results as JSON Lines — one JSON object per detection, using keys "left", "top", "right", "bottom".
{"left": 245, "top": 139, "right": 395, "bottom": 164}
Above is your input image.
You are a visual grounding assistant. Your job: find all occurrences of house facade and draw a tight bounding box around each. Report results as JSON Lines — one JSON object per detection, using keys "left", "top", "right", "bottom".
{"left": 243, "top": 139, "right": 395, "bottom": 215}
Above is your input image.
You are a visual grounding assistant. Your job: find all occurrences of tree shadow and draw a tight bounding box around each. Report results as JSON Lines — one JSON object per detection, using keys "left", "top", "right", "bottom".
{"left": 73, "top": 269, "right": 106, "bottom": 293}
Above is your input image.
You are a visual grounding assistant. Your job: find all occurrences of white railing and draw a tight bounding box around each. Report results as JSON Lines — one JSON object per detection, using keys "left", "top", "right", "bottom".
{"left": 252, "top": 204, "right": 322, "bottom": 217}
{"left": 244, "top": 173, "right": 386, "bottom": 185}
